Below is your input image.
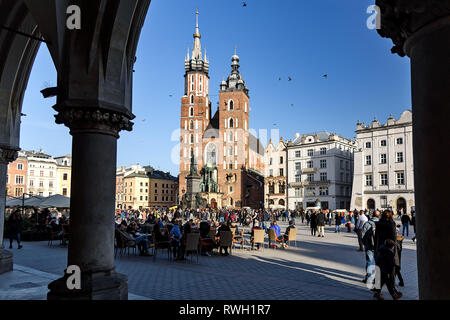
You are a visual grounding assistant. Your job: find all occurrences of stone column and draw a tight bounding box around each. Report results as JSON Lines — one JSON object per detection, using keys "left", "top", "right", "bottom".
{"left": 47, "top": 107, "right": 133, "bottom": 300}
{"left": 0, "top": 145, "right": 18, "bottom": 274}
{"left": 376, "top": 0, "right": 450, "bottom": 299}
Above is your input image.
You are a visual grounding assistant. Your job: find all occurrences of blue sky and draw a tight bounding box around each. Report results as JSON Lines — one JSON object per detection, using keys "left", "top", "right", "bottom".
{"left": 20, "top": 0, "right": 411, "bottom": 176}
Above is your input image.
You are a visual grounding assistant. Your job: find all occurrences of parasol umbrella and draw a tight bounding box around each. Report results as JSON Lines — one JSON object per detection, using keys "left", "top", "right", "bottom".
{"left": 23, "top": 195, "right": 45, "bottom": 207}
{"left": 39, "top": 194, "right": 70, "bottom": 209}
{"left": 5, "top": 197, "right": 22, "bottom": 207}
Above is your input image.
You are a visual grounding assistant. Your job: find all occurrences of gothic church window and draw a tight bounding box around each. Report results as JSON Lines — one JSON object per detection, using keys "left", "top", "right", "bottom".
{"left": 205, "top": 143, "right": 217, "bottom": 165}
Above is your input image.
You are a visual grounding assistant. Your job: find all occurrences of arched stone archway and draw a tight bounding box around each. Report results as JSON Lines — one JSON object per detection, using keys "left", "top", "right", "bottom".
{"left": 0, "top": 0, "right": 151, "bottom": 300}
{"left": 396, "top": 197, "right": 406, "bottom": 214}
{"left": 367, "top": 199, "right": 375, "bottom": 210}
{"left": 0, "top": 0, "right": 42, "bottom": 276}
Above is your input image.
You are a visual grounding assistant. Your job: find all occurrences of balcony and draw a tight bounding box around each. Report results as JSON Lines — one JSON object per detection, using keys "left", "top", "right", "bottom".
{"left": 289, "top": 180, "right": 330, "bottom": 188}
{"left": 301, "top": 168, "right": 317, "bottom": 174}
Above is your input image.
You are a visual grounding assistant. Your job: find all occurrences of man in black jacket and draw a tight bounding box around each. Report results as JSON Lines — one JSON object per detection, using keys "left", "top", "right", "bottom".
{"left": 400, "top": 213, "right": 411, "bottom": 237}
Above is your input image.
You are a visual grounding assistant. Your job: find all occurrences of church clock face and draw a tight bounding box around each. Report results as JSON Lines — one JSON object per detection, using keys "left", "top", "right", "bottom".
{"left": 205, "top": 143, "right": 217, "bottom": 165}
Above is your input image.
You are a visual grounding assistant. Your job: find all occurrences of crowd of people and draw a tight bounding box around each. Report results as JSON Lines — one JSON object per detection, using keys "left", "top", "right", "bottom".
{"left": 113, "top": 207, "right": 304, "bottom": 259}
{"left": 357, "top": 209, "right": 416, "bottom": 300}
{"left": 5, "top": 203, "right": 415, "bottom": 300}
{"left": 4, "top": 208, "right": 70, "bottom": 249}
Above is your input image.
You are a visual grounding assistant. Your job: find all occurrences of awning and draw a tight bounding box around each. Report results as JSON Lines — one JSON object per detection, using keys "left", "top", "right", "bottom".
{"left": 23, "top": 196, "right": 45, "bottom": 207}
{"left": 5, "top": 197, "right": 23, "bottom": 207}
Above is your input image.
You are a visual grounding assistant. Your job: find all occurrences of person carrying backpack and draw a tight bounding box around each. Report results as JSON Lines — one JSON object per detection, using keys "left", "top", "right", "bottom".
{"left": 361, "top": 210, "right": 380, "bottom": 284}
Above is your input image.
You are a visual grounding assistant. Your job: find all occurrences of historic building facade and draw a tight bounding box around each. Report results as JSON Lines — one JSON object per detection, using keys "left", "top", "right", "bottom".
{"left": 286, "top": 132, "right": 356, "bottom": 210}
{"left": 350, "top": 110, "right": 415, "bottom": 214}
{"left": 6, "top": 151, "right": 28, "bottom": 197}
{"left": 264, "top": 138, "right": 287, "bottom": 209}
{"left": 178, "top": 13, "right": 264, "bottom": 209}
{"left": 54, "top": 155, "right": 72, "bottom": 197}
{"left": 6, "top": 151, "right": 72, "bottom": 199}
{"left": 115, "top": 164, "right": 177, "bottom": 210}
{"left": 23, "top": 150, "right": 57, "bottom": 197}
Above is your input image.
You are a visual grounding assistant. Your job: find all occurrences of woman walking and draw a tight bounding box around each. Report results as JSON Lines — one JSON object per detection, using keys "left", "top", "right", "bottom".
{"left": 8, "top": 210, "right": 23, "bottom": 249}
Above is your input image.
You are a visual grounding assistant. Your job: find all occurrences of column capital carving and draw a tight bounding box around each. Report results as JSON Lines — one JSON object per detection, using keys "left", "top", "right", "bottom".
{"left": 376, "top": 0, "right": 450, "bottom": 56}
{"left": 0, "top": 144, "right": 19, "bottom": 164}
{"left": 54, "top": 107, "right": 134, "bottom": 137}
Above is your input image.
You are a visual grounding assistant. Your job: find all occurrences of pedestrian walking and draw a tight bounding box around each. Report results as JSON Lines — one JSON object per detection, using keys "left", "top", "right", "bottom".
{"left": 8, "top": 210, "right": 23, "bottom": 249}
{"left": 410, "top": 211, "right": 416, "bottom": 242}
{"left": 400, "top": 213, "right": 411, "bottom": 237}
{"left": 310, "top": 211, "right": 318, "bottom": 236}
{"left": 355, "top": 210, "right": 368, "bottom": 251}
{"left": 317, "top": 210, "right": 325, "bottom": 237}
{"left": 361, "top": 210, "right": 380, "bottom": 284}
{"left": 373, "top": 239, "right": 403, "bottom": 300}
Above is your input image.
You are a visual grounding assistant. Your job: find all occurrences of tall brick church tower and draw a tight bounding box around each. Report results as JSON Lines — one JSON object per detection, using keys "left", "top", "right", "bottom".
{"left": 179, "top": 12, "right": 264, "bottom": 209}
{"left": 179, "top": 11, "right": 211, "bottom": 199}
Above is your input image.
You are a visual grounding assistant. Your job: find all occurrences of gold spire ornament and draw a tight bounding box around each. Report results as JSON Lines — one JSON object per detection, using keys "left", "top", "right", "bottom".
{"left": 194, "top": 10, "right": 201, "bottom": 38}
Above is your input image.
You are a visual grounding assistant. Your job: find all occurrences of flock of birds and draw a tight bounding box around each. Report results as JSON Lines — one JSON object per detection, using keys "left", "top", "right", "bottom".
{"left": 149, "top": 1, "right": 329, "bottom": 124}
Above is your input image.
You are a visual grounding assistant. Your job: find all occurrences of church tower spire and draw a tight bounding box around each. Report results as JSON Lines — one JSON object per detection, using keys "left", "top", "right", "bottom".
{"left": 220, "top": 49, "right": 249, "bottom": 97}
{"left": 185, "top": 10, "right": 209, "bottom": 74}
{"left": 180, "top": 11, "right": 212, "bottom": 202}
{"left": 192, "top": 10, "right": 202, "bottom": 60}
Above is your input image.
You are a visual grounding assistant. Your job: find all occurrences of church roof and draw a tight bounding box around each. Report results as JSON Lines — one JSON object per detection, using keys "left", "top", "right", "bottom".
{"left": 249, "top": 133, "right": 265, "bottom": 156}
{"left": 203, "top": 110, "right": 220, "bottom": 138}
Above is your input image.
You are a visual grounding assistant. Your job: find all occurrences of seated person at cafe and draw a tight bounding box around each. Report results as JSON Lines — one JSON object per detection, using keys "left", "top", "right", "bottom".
{"left": 216, "top": 221, "right": 231, "bottom": 256}
{"left": 155, "top": 217, "right": 164, "bottom": 229}
{"left": 183, "top": 219, "right": 193, "bottom": 235}
{"left": 145, "top": 214, "right": 156, "bottom": 225}
{"left": 116, "top": 221, "right": 151, "bottom": 256}
{"left": 251, "top": 219, "right": 262, "bottom": 250}
{"left": 282, "top": 220, "right": 296, "bottom": 247}
{"left": 126, "top": 220, "right": 140, "bottom": 237}
{"left": 269, "top": 221, "right": 283, "bottom": 242}
{"left": 153, "top": 223, "right": 169, "bottom": 243}
{"left": 199, "top": 220, "right": 214, "bottom": 256}
{"left": 170, "top": 220, "right": 185, "bottom": 261}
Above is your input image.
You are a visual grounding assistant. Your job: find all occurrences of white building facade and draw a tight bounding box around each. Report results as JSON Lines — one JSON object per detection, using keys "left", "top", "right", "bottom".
{"left": 350, "top": 110, "right": 415, "bottom": 213}
{"left": 263, "top": 138, "right": 287, "bottom": 209}
{"left": 25, "top": 150, "right": 58, "bottom": 197}
{"left": 287, "top": 132, "right": 356, "bottom": 210}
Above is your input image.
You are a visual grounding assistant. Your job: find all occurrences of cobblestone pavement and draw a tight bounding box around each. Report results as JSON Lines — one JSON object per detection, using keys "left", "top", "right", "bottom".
{"left": 1, "top": 220, "right": 418, "bottom": 300}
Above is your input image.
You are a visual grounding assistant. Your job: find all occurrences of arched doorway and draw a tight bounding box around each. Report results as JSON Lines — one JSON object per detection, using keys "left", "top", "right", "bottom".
{"left": 367, "top": 199, "right": 375, "bottom": 210}
{"left": 210, "top": 198, "right": 217, "bottom": 209}
{"left": 278, "top": 199, "right": 285, "bottom": 206}
{"left": 397, "top": 197, "right": 406, "bottom": 214}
